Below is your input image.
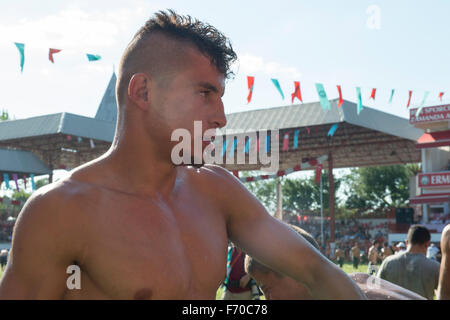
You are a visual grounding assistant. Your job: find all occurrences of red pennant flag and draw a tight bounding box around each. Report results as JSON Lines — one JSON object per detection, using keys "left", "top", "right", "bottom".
{"left": 254, "top": 138, "right": 260, "bottom": 153}
{"left": 296, "top": 215, "right": 301, "bottom": 224}
{"left": 439, "top": 92, "right": 444, "bottom": 101}
{"left": 291, "top": 81, "right": 303, "bottom": 103}
{"left": 370, "top": 88, "right": 376, "bottom": 100}
{"left": 247, "top": 76, "right": 255, "bottom": 103}
{"left": 407, "top": 90, "right": 412, "bottom": 108}
{"left": 232, "top": 170, "right": 239, "bottom": 178}
{"left": 315, "top": 164, "right": 323, "bottom": 184}
{"left": 277, "top": 170, "right": 285, "bottom": 177}
{"left": 337, "top": 85, "right": 344, "bottom": 107}
{"left": 306, "top": 127, "right": 310, "bottom": 134}
{"left": 282, "top": 133, "right": 289, "bottom": 151}
{"left": 49, "top": 48, "right": 61, "bottom": 63}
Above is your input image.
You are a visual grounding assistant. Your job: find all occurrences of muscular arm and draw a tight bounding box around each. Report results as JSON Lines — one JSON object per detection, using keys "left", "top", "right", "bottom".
{"left": 210, "top": 166, "right": 366, "bottom": 300}
{"left": 437, "top": 224, "right": 450, "bottom": 300}
{"left": 0, "top": 189, "right": 78, "bottom": 299}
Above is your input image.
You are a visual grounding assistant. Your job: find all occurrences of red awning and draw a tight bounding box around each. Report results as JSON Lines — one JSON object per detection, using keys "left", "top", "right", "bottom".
{"left": 416, "top": 130, "right": 450, "bottom": 149}
{"left": 409, "top": 192, "right": 450, "bottom": 204}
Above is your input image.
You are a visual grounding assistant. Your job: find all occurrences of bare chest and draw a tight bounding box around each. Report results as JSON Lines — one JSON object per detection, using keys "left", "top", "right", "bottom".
{"left": 66, "top": 190, "right": 228, "bottom": 299}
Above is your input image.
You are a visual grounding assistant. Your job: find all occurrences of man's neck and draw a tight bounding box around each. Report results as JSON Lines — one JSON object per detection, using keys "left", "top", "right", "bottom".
{"left": 406, "top": 245, "right": 426, "bottom": 255}
{"left": 106, "top": 129, "right": 179, "bottom": 197}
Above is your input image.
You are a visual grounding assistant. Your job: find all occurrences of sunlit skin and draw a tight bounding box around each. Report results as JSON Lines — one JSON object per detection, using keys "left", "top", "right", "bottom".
{"left": 0, "top": 34, "right": 365, "bottom": 300}
{"left": 437, "top": 224, "right": 450, "bottom": 299}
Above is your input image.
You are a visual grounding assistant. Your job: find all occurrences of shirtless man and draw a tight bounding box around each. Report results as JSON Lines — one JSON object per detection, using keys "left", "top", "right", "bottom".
{"left": 0, "top": 10, "right": 365, "bottom": 300}
{"left": 437, "top": 224, "right": 450, "bottom": 299}
{"left": 367, "top": 240, "right": 382, "bottom": 275}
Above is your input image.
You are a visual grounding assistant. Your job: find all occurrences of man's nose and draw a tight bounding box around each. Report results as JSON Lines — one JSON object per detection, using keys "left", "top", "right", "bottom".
{"left": 212, "top": 100, "right": 227, "bottom": 129}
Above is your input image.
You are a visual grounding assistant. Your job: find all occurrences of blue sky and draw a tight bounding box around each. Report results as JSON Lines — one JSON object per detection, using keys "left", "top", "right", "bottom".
{"left": 1, "top": 0, "right": 450, "bottom": 121}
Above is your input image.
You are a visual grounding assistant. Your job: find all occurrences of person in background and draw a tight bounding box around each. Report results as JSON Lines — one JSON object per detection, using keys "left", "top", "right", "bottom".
{"left": 367, "top": 240, "right": 382, "bottom": 275}
{"left": 427, "top": 243, "right": 439, "bottom": 261}
{"left": 395, "top": 242, "right": 406, "bottom": 254}
{"left": 382, "top": 242, "right": 393, "bottom": 260}
{"left": 335, "top": 245, "right": 345, "bottom": 269}
{"left": 351, "top": 242, "right": 361, "bottom": 270}
{"left": 0, "top": 249, "right": 8, "bottom": 270}
{"left": 377, "top": 225, "right": 440, "bottom": 300}
{"left": 221, "top": 244, "right": 257, "bottom": 300}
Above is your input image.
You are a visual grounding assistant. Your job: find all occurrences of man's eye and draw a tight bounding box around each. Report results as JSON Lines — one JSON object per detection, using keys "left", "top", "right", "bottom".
{"left": 200, "top": 91, "right": 210, "bottom": 97}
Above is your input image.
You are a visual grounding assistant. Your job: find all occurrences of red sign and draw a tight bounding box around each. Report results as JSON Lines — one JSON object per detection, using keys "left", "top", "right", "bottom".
{"left": 419, "top": 172, "right": 450, "bottom": 188}
{"left": 410, "top": 104, "right": 450, "bottom": 124}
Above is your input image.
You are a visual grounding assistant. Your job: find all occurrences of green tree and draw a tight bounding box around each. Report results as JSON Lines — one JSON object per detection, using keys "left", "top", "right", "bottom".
{"left": 35, "top": 178, "right": 50, "bottom": 190}
{"left": 245, "top": 177, "right": 278, "bottom": 213}
{"left": 0, "top": 109, "right": 9, "bottom": 121}
{"left": 309, "top": 170, "right": 342, "bottom": 212}
{"left": 12, "top": 190, "right": 31, "bottom": 203}
{"left": 344, "top": 165, "right": 411, "bottom": 209}
{"left": 283, "top": 179, "right": 314, "bottom": 212}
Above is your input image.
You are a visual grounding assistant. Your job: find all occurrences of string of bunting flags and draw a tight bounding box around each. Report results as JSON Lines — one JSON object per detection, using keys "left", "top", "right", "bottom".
{"left": 0, "top": 172, "right": 36, "bottom": 196}
{"left": 220, "top": 123, "right": 339, "bottom": 159}
{"left": 11, "top": 41, "right": 444, "bottom": 119}
{"left": 235, "top": 155, "right": 328, "bottom": 183}
{"left": 246, "top": 76, "right": 446, "bottom": 118}
{"left": 12, "top": 41, "right": 102, "bottom": 73}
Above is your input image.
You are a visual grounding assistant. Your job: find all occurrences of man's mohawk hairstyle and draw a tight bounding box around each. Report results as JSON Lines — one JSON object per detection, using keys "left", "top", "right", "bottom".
{"left": 136, "top": 9, "right": 237, "bottom": 79}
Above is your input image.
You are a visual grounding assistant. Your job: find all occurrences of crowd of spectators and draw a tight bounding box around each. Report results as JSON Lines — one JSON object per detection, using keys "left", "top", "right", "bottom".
{"left": 0, "top": 209, "right": 15, "bottom": 242}
{"left": 288, "top": 215, "right": 389, "bottom": 262}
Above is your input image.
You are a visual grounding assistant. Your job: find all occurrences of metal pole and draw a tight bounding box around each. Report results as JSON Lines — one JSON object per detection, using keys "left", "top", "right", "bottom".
{"left": 320, "top": 173, "right": 324, "bottom": 247}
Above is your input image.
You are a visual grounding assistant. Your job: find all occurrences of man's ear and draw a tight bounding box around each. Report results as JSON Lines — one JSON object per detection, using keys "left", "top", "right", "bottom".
{"left": 128, "top": 73, "right": 150, "bottom": 110}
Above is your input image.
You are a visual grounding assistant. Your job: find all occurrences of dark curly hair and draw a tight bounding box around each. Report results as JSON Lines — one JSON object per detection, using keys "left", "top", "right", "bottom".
{"left": 137, "top": 9, "right": 237, "bottom": 79}
{"left": 116, "top": 9, "right": 237, "bottom": 107}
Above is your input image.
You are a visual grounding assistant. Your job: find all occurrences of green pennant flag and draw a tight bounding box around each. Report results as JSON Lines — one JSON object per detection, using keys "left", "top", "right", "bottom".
{"left": 315, "top": 83, "right": 331, "bottom": 110}
{"left": 86, "top": 53, "right": 101, "bottom": 62}
{"left": 356, "top": 87, "right": 363, "bottom": 115}
{"left": 416, "top": 91, "right": 430, "bottom": 118}
{"left": 271, "top": 79, "right": 285, "bottom": 100}
{"left": 14, "top": 42, "right": 25, "bottom": 73}
{"left": 388, "top": 89, "right": 395, "bottom": 104}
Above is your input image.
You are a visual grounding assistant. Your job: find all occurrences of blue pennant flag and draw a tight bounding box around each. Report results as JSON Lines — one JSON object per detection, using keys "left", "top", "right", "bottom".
{"left": 328, "top": 124, "right": 339, "bottom": 137}
{"left": 245, "top": 138, "right": 250, "bottom": 154}
{"left": 271, "top": 79, "right": 285, "bottom": 100}
{"left": 265, "top": 135, "right": 270, "bottom": 153}
{"left": 356, "top": 87, "right": 363, "bottom": 115}
{"left": 30, "top": 174, "right": 36, "bottom": 190}
{"left": 222, "top": 139, "right": 228, "bottom": 157}
{"left": 293, "top": 130, "right": 300, "bottom": 149}
{"left": 3, "top": 174, "right": 10, "bottom": 189}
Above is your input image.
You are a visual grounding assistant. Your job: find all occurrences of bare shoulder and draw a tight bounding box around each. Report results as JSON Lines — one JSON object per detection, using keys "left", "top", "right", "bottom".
{"left": 442, "top": 224, "right": 450, "bottom": 239}
{"left": 186, "top": 164, "right": 252, "bottom": 200}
